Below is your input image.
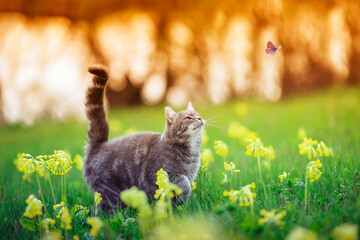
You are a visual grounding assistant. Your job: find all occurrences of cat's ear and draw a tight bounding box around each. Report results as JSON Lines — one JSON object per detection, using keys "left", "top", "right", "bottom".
{"left": 165, "top": 107, "right": 178, "bottom": 124}
{"left": 186, "top": 102, "right": 195, "bottom": 112}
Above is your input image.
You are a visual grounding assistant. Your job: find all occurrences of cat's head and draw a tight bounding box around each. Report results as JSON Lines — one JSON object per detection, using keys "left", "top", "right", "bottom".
{"left": 163, "top": 102, "right": 205, "bottom": 144}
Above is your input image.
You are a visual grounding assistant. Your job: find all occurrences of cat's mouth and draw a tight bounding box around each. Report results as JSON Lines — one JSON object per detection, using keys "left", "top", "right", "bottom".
{"left": 192, "top": 119, "right": 205, "bottom": 130}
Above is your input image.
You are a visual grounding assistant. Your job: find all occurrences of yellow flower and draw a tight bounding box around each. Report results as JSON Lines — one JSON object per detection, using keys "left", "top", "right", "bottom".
{"left": 154, "top": 200, "right": 169, "bottom": 221}
{"left": 316, "top": 141, "right": 334, "bottom": 158}
{"left": 258, "top": 209, "right": 287, "bottom": 228}
{"left": 73, "top": 154, "right": 84, "bottom": 171}
{"left": 221, "top": 172, "right": 229, "bottom": 185}
{"left": 214, "top": 140, "right": 228, "bottom": 157}
{"left": 35, "top": 155, "right": 48, "bottom": 177}
{"left": 41, "top": 218, "right": 55, "bottom": 232}
{"left": 261, "top": 145, "right": 276, "bottom": 161}
{"left": 46, "top": 150, "right": 73, "bottom": 175}
{"left": 297, "top": 128, "right": 307, "bottom": 140}
{"left": 22, "top": 173, "right": 32, "bottom": 182}
{"left": 200, "top": 149, "right": 214, "bottom": 171}
{"left": 59, "top": 207, "right": 72, "bottom": 230}
{"left": 154, "top": 168, "right": 182, "bottom": 201}
{"left": 24, "top": 194, "right": 43, "bottom": 219}
{"left": 245, "top": 134, "right": 264, "bottom": 157}
{"left": 14, "top": 153, "right": 25, "bottom": 172}
{"left": 235, "top": 102, "right": 248, "bottom": 116}
{"left": 331, "top": 223, "right": 358, "bottom": 240}
{"left": 95, "top": 192, "right": 102, "bottom": 205}
{"left": 87, "top": 217, "right": 104, "bottom": 237}
{"left": 223, "top": 183, "right": 256, "bottom": 207}
{"left": 299, "top": 137, "right": 318, "bottom": 160}
{"left": 224, "top": 162, "right": 241, "bottom": 173}
{"left": 227, "top": 121, "right": 250, "bottom": 141}
{"left": 151, "top": 217, "right": 220, "bottom": 240}
{"left": 191, "top": 181, "right": 197, "bottom": 190}
{"left": 120, "top": 187, "right": 152, "bottom": 219}
{"left": 285, "top": 227, "right": 317, "bottom": 240}
{"left": 306, "top": 159, "right": 323, "bottom": 182}
{"left": 42, "top": 230, "right": 62, "bottom": 240}
{"left": 278, "top": 171, "right": 289, "bottom": 182}
{"left": 19, "top": 153, "right": 37, "bottom": 174}
{"left": 53, "top": 201, "right": 65, "bottom": 210}
{"left": 201, "top": 130, "right": 209, "bottom": 146}
{"left": 73, "top": 235, "right": 80, "bottom": 240}
{"left": 74, "top": 204, "right": 84, "bottom": 212}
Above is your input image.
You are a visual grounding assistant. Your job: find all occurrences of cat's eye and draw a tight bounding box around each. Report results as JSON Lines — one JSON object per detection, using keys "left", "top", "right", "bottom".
{"left": 185, "top": 116, "right": 192, "bottom": 120}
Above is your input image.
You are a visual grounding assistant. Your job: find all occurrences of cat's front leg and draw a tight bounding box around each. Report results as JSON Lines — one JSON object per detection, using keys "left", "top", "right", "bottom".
{"left": 172, "top": 174, "right": 191, "bottom": 200}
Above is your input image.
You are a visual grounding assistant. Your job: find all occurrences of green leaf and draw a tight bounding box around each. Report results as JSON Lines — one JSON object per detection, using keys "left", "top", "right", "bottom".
{"left": 20, "top": 218, "right": 40, "bottom": 232}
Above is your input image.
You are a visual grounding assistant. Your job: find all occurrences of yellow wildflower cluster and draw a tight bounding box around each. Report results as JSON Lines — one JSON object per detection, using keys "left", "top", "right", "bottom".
{"left": 278, "top": 171, "right": 289, "bottom": 182}
{"left": 73, "top": 154, "right": 84, "bottom": 171}
{"left": 191, "top": 181, "right": 197, "bottom": 190}
{"left": 18, "top": 153, "right": 37, "bottom": 174}
{"left": 87, "top": 217, "right": 104, "bottom": 237}
{"left": 223, "top": 183, "right": 256, "bottom": 207}
{"left": 262, "top": 145, "right": 276, "bottom": 161}
{"left": 201, "top": 130, "right": 209, "bottom": 145}
{"left": 151, "top": 217, "right": 220, "bottom": 240}
{"left": 59, "top": 207, "right": 72, "bottom": 230}
{"left": 245, "top": 134, "right": 264, "bottom": 157}
{"left": 46, "top": 150, "right": 73, "bottom": 175}
{"left": 95, "top": 192, "right": 102, "bottom": 205}
{"left": 331, "top": 223, "right": 358, "bottom": 240}
{"left": 227, "top": 121, "right": 251, "bottom": 142}
{"left": 41, "top": 218, "right": 55, "bottom": 232}
{"left": 153, "top": 200, "right": 169, "bottom": 221}
{"left": 120, "top": 187, "right": 152, "bottom": 218}
{"left": 214, "top": 140, "right": 228, "bottom": 157}
{"left": 316, "top": 141, "right": 334, "bottom": 157}
{"left": 258, "top": 209, "right": 287, "bottom": 228}
{"left": 53, "top": 201, "right": 65, "bottom": 211}
{"left": 285, "top": 227, "right": 317, "bottom": 240}
{"left": 35, "top": 155, "right": 48, "bottom": 177}
{"left": 299, "top": 137, "right": 318, "bottom": 159}
{"left": 154, "top": 168, "right": 182, "bottom": 201}
{"left": 200, "top": 149, "right": 214, "bottom": 171}
{"left": 306, "top": 160, "right": 323, "bottom": 182}
{"left": 299, "top": 137, "right": 334, "bottom": 160}
{"left": 224, "top": 162, "right": 240, "bottom": 173}
{"left": 24, "top": 194, "right": 43, "bottom": 219}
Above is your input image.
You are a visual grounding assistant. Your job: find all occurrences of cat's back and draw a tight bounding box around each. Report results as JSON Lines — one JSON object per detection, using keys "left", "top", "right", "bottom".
{"left": 85, "top": 132, "right": 162, "bottom": 175}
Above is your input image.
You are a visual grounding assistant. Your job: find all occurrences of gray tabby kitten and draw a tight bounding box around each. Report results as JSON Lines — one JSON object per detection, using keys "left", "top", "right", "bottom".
{"left": 84, "top": 65, "right": 205, "bottom": 210}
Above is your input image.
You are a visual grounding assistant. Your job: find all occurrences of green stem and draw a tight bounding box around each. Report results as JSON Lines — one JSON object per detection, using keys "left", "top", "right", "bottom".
{"left": 36, "top": 172, "right": 49, "bottom": 216}
{"left": 64, "top": 175, "right": 67, "bottom": 204}
{"left": 304, "top": 172, "right": 308, "bottom": 212}
{"left": 61, "top": 175, "right": 64, "bottom": 203}
{"left": 250, "top": 197, "right": 254, "bottom": 215}
{"left": 48, "top": 175, "right": 56, "bottom": 204}
{"left": 257, "top": 155, "right": 268, "bottom": 198}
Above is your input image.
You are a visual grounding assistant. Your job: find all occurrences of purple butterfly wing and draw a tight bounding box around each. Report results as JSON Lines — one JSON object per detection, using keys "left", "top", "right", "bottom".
{"left": 265, "top": 48, "right": 275, "bottom": 54}
{"left": 267, "top": 41, "right": 275, "bottom": 49}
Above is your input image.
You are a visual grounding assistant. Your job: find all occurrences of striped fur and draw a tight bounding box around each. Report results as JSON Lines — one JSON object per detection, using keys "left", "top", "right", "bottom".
{"left": 84, "top": 65, "right": 205, "bottom": 211}
{"left": 85, "top": 65, "right": 109, "bottom": 153}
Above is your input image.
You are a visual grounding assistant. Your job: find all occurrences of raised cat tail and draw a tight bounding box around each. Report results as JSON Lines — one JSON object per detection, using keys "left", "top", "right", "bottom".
{"left": 85, "top": 65, "right": 110, "bottom": 152}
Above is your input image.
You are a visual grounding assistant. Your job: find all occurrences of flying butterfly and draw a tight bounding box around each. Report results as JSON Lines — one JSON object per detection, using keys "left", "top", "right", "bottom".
{"left": 265, "top": 41, "right": 281, "bottom": 55}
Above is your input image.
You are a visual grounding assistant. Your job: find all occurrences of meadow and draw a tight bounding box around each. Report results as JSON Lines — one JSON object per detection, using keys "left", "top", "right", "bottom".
{"left": 0, "top": 87, "right": 359, "bottom": 239}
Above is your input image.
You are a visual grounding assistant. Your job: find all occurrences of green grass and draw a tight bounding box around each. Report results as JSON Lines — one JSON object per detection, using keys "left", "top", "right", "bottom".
{"left": 1, "top": 87, "right": 359, "bottom": 239}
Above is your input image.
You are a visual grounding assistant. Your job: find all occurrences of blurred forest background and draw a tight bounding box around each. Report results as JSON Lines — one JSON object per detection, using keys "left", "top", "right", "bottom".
{"left": 0, "top": 0, "right": 359, "bottom": 124}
